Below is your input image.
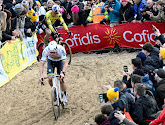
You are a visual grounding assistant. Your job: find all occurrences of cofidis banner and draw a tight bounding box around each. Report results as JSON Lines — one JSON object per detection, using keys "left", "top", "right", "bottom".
{"left": 0, "top": 34, "right": 37, "bottom": 87}
{"left": 37, "top": 22, "right": 165, "bottom": 53}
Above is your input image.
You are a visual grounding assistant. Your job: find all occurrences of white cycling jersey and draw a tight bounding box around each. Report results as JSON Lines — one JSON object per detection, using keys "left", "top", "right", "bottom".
{"left": 41, "top": 45, "right": 67, "bottom": 62}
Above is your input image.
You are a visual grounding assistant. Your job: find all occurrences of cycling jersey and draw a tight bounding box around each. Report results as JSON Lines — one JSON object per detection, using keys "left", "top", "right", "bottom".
{"left": 45, "top": 11, "right": 68, "bottom": 33}
{"left": 41, "top": 45, "right": 67, "bottom": 62}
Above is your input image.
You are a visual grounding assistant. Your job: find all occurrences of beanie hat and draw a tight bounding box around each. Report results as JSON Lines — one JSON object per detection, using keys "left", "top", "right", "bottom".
{"left": 136, "top": 51, "right": 146, "bottom": 62}
{"left": 36, "top": 1, "right": 41, "bottom": 6}
{"left": 30, "top": 13, "right": 38, "bottom": 22}
{"left": 14, "top": 3, "right": 24, "bottom": 14}
{"left": 121, "top": 0, "right": 129, "bottom": 2}
{"left": 71, "top": 5, "right": 79, "bottom": 13}
{"left": 28, "top": 7, "right": 35, "bottom": 17}
{"left": 107, "top": 87, "right": 119, "bottom": 101}
{"left": 60, "top": 7, "right": 64, "bottom": 13}
{"left": 160, "top": 48, "right": 165, "bottom": 59}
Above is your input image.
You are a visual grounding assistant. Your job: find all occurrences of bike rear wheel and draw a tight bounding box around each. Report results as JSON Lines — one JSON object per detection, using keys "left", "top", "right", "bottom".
{"left": 60, "top": 42, "right": 72, "bottom": 65}
{"left": 51, "top": 87, "right": 60, "bottom": 120}
{"left": 37, "top": 42, "right": 44, "bottom": 61}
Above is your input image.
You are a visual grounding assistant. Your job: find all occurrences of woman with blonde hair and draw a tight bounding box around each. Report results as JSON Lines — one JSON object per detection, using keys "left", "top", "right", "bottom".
{"left": 46, "top": 0, "right": 55, "bottom": 11}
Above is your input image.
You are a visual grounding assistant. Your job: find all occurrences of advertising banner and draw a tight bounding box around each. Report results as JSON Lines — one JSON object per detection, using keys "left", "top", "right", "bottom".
{"left": 37, "top": 22, "right": 165, "bottom": 54}
{"left": 0, "top": 34, "right": 37, "bottom": 87}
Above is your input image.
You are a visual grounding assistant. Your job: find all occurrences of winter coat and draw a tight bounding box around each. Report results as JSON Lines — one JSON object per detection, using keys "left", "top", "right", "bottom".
{"left": 142, "top": 74, "right": 153, "bottom": 92}
{"left": 143, "top": 56, "right": 155, "bottom": 73}
{"left": 149, "top": 108, "right": 165, "bottom": 125}
{"left": 150, "top": 9, "right": 165, "bottom": 22}
{"left": 149, "top": 47, "right": 161, "bottom": 69}
{"left": 109, "top": 111, "right": 120, "bottom": 125}
{"left": 142, "top": 6, "right": 158, "bottom": 21}
{"left": 101, "top": 0, "right": 121, "bottom": 22}
{"left": 155, "top": 79, "right": 165, "bottom": 110}
{"left": 158, "top": 34, "right": 165, "bottom": 45}
{"left": 112, "top": 92, "right": 129, "bottom": 112}
{"left": 123, "top": 68, "right": 145, "bottom": 88}
{"left": 119, "top": 2, "right": 135, "bottom": 22}
{"left": 134, "top": 0, "right": 147, "bottom": 20}
{"left": 123, "top": 118, "right": 137, "bottom": 125}
{"left": 132, "top": 95, "right": 157, "bottom": 124}
{"left": 121, "top": 88, "right": 135, "bottom": 115}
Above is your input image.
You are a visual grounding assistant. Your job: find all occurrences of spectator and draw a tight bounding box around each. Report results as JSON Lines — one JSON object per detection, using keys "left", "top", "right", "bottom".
{"left": 119, "top": 0, "right": 135, "bottom": 23}
{"left": 83, "top": 0, "right": 108, "bottom": 26}
{"left": 131, "top": 74, "right": 142, "bottom": 88}
{"left": 136, "top": 51, "right": 155, "bottom": 73}
{"left": 132, "top": 0, "right": 147, "bottom": 23}
{"left": 95, "top": 114, "right": 111, "bottom": 125}
{"left": 114, "top": 111, "right": 137, "bottom": 125}
{"left": 149, "top": 0, "right": 165, "bottom": 22}
{"left": 114, "top": 80, "right": 135, "bottom": 116}
{"left": 160, "top": 48, "right": 165, "bottom": 70}
{"left": 132, "top": 83, "right": 157, "bottom": 125}
{"left": 154, "top": 36, "right": 162, "bottom": 49}
{"left": 154, "top": 68, "right": 165, "bottom": 110}
{"left": 101, "top": 104, "right": 114, "bottom": 118}
{"left": 123, "top": 57, "right": 144, "bottom": 88}
{"left": 34, "top": 1, "right": 46, "bottom": 17}
{"left": 143, "top": 42, "right": 161, "bottom": 69}
{"left": 153, "top": 26, "right": 165, "bottom": 46}
{"left": 46, "top": 0, "right": 55, "bottom": 11}
{"left": 107, "top": 87, "right": 129, "bottom": 112}
{"left": 101, "top": 0, "right": 121, "bottom": 27}
{"left": 149, "top": 106, "right": 165, "bottom": 125}
{"left": 141, "top": 0, "right": 158, "bottom": 21}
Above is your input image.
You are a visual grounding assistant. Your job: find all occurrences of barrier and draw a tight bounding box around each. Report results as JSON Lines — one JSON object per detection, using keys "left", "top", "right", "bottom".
{"left": 37, "top": 22, "right": 165, "bottom": 54}
{"left": 0, "top": 33, "right": 38, "bottom": 87}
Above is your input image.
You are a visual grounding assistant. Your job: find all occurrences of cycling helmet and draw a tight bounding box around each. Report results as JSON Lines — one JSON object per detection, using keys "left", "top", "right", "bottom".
{"left": 52, "top": 4, "right": 60, "bottom": 13}
{"left": 48, "top": 41, "right": 58, "bottom": 53}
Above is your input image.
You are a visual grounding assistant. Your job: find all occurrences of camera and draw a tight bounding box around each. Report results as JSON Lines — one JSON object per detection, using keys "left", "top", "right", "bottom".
{"left": 141, "top": 3, "right": 149, "bottom": 13}
{"left": 106, "top": 0, "right": 115, "bottom": 8}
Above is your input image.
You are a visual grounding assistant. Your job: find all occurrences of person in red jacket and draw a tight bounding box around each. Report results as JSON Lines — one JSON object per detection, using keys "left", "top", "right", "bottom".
{"left": 149, "top": 106, "right": 165, "bottom": 125}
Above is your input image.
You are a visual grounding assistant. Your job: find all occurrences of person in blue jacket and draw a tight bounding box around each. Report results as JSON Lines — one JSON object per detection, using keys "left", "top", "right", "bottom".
{"left": 133, "top": 0, "right": 147, "bottom": 23}
{"left": 101, "top": 0, "right": 121, "bottom": 27}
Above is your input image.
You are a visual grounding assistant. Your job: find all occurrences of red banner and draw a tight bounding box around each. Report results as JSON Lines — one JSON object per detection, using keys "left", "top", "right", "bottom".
{"left": 37, "top": 22, "right": 165, "bottom": 54}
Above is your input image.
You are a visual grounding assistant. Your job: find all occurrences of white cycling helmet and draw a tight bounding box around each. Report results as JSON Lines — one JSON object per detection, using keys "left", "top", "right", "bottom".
{"left": 48, "top": 41, "right": 58, "bottom": 53}
{"left": 52, "top": 4, "right": 60, "bottom": 13}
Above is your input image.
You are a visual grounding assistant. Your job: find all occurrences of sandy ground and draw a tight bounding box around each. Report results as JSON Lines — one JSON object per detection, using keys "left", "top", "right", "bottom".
{"left": 0, "top": 52, "right": 137, "bottom": 125}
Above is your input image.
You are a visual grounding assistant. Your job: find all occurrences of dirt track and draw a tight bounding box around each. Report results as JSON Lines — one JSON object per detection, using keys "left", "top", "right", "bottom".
{"left": 0, "top": 52, "right": 136, "bottom": 125}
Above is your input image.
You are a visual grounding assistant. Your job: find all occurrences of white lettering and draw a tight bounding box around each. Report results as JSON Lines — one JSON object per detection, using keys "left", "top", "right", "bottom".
{"left": 123, "top": 31, "right": 134, "bottom": 42}
{"left": 134, "top": 33, "right": 142, "bottom": 42}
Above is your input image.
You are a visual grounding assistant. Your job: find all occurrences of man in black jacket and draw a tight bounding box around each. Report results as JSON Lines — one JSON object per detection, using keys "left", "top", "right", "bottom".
{"left": 123, "top": 57, "right": 144, "bottom": 88}
{"left": 132, "top": 83, "right": 157, "bottom": 125}
{"left": 143, "top": 42, "right": 161, "bottom": 69}
{"left": 154, "top": 68, "right": 165, "bottom": 110}
{"left": 114, "top": 80, "right": 135, "bottom": 116}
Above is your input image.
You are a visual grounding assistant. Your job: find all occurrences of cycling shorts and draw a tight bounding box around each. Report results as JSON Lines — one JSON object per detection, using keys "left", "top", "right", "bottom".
{"left": 47, "top": 59, "right": 63, "bottom": 75}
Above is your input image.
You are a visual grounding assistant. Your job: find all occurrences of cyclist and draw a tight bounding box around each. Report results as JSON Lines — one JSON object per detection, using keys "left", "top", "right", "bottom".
{"left": 40, "top": 41, "right": 68, "bottom": 106}
{"left": 41, "top": 4, "right": 71, "bottom": 45}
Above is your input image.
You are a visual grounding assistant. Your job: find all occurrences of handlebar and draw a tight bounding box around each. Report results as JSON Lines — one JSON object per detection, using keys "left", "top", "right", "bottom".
{"left": 51, "top": 32, "right": 71, "bottom": 40}
{"left": 41, "top": 75, "right": 65, "bottom": 86}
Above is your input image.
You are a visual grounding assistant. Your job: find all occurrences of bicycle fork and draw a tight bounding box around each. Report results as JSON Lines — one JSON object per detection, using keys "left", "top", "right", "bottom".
{"left": 52, "top": 77, "right": 59, "bottom": 106}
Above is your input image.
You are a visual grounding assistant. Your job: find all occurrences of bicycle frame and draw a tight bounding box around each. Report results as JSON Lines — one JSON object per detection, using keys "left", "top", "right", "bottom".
{"left": 52, "top": 75, "right": 62, "bottom": 105}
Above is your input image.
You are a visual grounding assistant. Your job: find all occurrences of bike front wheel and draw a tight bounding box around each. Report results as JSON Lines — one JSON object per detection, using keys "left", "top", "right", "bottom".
{"left": 51, "top": 87, "right": 60, "bottom": 120}
{"left": 60, "top": 42, "right": 72, "bottom": 65}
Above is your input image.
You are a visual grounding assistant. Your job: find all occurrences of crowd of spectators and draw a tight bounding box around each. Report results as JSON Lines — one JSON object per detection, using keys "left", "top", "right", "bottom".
{"left": 84, "top": 26, "right": 165, "bottom": 125}
{"left": 0, "top": 0, "right": 165, "bottom": 46}
{"left": 0, "top": 0, "right": 165, "bottom": 124}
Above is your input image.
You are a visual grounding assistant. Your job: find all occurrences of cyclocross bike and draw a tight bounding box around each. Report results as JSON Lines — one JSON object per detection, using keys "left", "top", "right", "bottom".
{"left": 41, "top": 75, "right": 65, "bottom": 120}
{"left": 37, "top": 28, "right": 72, "bottom": 65}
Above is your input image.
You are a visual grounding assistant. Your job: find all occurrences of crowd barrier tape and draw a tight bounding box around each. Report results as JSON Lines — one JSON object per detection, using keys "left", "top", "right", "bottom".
{"left": 37, "top": 22, "right": 165, "bottom": 55}
{"left": 0, "top": 33, "right": 38, "bottom": 87}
